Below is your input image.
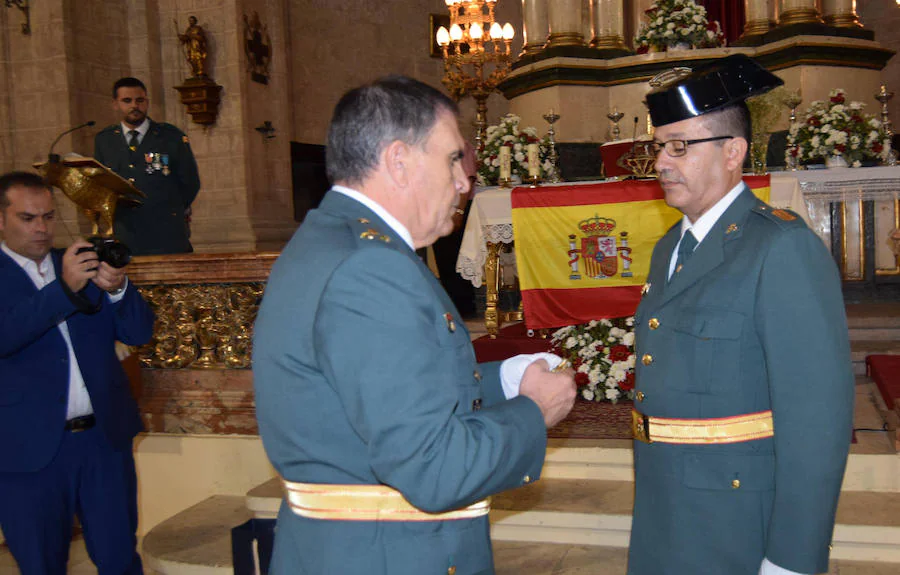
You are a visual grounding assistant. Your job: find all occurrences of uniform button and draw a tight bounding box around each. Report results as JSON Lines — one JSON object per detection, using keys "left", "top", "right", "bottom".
{"left": 636, "top": 391, "right": 645, "bottom": 402}
{"left": 828, "top": 543, "right": 833, "bottom": 551}
{"left": 448, "top": 567, "right": 456, "bottom": 575}
{"left": 523, "top": 475, "right": 532, "bottom": 484}
{"left": 128, "top": 178, "right": 135, "bottom": 183}
{"left": 473, "top": 369, "right": 482, "bottom": 381}
{"left": 472, "top": 398, "right": 482, "bottom": 411}
{"left": 648, "top": 318, "right": 660, "bottom": 330}
{"left": 732, "top": 479, "right": 741, "bottom": 489}
{"left": 641, "top": 354, "right": 653, "bottom": 366}
{"left": 128, "top": 164, "right": 134, "bottom": 169}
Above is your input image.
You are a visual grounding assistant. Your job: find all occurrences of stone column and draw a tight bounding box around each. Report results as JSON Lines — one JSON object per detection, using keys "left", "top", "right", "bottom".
{"left": 521, "top": 0, "right": 549, "bottom": 55}
{"left": 546, "top": 0, "right": 584, "bottom": 48}
{"left": 821, "top": 0, "right": 862, "bottom": 28}
{"left": 743, "top": 0, "right": 775, "bottom": 37}
{"left": 778, "top": 0, "right": 823, "bottom": 26}
{"left": 590, "top": 0, "right": 627, "bottom": 50}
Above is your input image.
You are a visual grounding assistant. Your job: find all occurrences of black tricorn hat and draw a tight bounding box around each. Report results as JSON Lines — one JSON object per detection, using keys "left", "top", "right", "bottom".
{"left": 645, "top": 54, "right": 784, "bottom": 128}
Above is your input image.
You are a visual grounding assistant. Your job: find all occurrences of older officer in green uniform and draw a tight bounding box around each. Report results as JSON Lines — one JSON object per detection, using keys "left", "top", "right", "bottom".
{"left": 252, "top": 76, "right": 576, "bottom": 575}
{"left": 94, "top": 77, "right": 200, "bottom": 255}
{"left": 628, "top": 55, "right": 854, "bottom": 575}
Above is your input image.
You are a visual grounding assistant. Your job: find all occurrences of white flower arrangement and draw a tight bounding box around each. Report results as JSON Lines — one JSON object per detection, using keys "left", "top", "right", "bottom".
{"left": 634, "top": 0, "right": 724, "bottom": 52}
{"left": 551, "top": 317, "right": 636, "bottom": 403}
{"left": 786, "top": 89, "right": 891, "bottom": 167}
{"left": 477, "top": 114, "right": 556, "bottom": 186}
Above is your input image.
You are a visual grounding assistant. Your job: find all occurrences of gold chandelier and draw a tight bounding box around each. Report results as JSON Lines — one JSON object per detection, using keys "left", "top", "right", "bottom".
{"left": 435, "top": 0, "right": 515, "bottom": 151}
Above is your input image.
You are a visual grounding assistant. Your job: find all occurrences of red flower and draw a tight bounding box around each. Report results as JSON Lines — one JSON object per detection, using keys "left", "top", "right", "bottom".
{"left": 620, "top": 372, "right": 635, "bottom": 391}
{"left": 808, "top": 118, "right": 820, "bottom": 126}
{"left": 873, "top": 143, "right": 884, "bottom": 153}
{"left": 851, "top": 115, "right": 863, "bottom": 123}
{"left": 830, "top": 93, "right": 845, "bottom": 104}
{"left": 835, "top": 144, "right": 846, "bottom": 153}
{"left": 790, "top": 147, "right": 799, "bottom": 157}
{"left": 609, "top": 345, "right": 630, "bottom": 363}
{"left": 636, "top": 45, "right": 649, "bottom": 54}
{"left": 574, "top": 372, "right": 590, "bottom": 387}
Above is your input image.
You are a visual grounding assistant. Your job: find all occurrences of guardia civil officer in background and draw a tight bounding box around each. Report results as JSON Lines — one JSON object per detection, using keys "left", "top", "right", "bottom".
{"left": 94, "top": 77, "right": 200, "bottom": 255}
{"left": 253, "top": 75, "right": 576, "bottom": 575}
{"left": 628, "top": 54, "right": 853, "bottom": 575}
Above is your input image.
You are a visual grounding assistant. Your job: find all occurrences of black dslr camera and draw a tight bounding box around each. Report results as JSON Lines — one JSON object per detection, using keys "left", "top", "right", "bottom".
{"left": 77, "top": 237, "right": 132, "bottom": 269}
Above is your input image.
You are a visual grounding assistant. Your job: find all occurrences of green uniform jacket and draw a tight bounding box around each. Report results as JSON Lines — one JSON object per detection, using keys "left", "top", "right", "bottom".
{"left": 94, "top": 120, "right": 200, "bottom": 255}
{"left": 628, "top": 186, "right": 853, "bottom": 575}
{"left": 252, "top": 190, "right": 547, "bottom": 575}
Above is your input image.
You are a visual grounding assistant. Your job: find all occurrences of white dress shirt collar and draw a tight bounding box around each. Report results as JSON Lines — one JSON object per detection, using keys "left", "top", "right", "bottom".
{"left": 679, "top": 180, "right": 746, "bottom": 244}
{"left": 331, "top": 185, "right": 415, "bottom": 251}
{"left": 121, "top": 118, "right": 150, "bottom": 144}
{"left": 1, "top": 241, "right": 52, "bottom": 279}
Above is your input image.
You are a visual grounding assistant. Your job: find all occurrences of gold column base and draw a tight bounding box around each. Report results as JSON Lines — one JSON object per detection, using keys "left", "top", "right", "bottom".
{"left": 741, "top": 19, "right": 773, "bottom": 37}
{"left": 521, "top": 43, "right": 545, "bottom": 56}
{"left": 590, "top": 35, "right": 628, "bottom": 50}
{"left": 778, "top": 8, "right": 823, "bottom": 26}
{"left": 546, "top": 32, "right": 585, "bottom": 48}
{"left": 824, "top": 13, "right": 862, "bottom": 28}
{"left": 483, "top": 242, "right": 524, "bottom": 338}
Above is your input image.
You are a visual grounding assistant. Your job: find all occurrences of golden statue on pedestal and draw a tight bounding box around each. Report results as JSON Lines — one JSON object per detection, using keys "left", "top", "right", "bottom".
{"left": 176, "top": 15, "right": 208, "bottom": 78}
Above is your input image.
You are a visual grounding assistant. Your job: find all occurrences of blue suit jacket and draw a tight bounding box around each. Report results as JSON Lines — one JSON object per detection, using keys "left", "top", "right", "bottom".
{"left": 0, "top": 249, "right": 155, "bottom": 473}
{"left": 253, "top": 191, "right": 547, "bottom": 575}
{"left": 628, "top": 187, "right": 854, "bottom": 575}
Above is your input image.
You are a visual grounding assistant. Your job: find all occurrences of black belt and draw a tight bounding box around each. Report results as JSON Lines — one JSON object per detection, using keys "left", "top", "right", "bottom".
{"left": 65, "top": 414, "right": 96, "bottom": 432}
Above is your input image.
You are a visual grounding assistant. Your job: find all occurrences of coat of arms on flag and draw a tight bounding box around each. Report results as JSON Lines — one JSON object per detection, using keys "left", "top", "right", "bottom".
{"left": 567, "top": 215, "right": 633, "bottom": 280}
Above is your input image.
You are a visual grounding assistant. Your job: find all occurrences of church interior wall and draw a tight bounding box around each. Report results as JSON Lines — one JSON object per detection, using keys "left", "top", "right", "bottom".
{"left": 859, "top": 0, "right": 900, "bottom": 124}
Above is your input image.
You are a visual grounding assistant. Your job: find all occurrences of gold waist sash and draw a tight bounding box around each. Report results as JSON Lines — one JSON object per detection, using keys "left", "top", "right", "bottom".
{"left": 281, "top": 479, "right": 491, "bottom": 522}
{"left": 632, "top": 409, "right": 774, "bottom": 444}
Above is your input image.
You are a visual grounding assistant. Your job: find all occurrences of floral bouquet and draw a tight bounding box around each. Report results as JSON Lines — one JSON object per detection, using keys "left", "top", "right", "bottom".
{"left": 634, "top": 0, "right": 724, "bottom": 53}
{"left": 786, "top": 89, "right": 891, "bottom": 167}
{"left": 477, "top": 114, "right": 556, "bottom": 186}
{"left": 551, "top": 317, "right": 636, "bottom": 403}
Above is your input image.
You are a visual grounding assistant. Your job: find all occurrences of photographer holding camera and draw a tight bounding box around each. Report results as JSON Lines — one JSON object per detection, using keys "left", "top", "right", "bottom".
{"left": 0, "top": 171, "right": 154, "bottom": 574}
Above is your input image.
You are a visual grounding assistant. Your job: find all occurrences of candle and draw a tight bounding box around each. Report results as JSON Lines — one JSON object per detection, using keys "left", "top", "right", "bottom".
{"left": 527, "top": 143, "right": 540, "bottom": 178}
{"left": 549, "top": 108, "right": 555, "bottom": 116}
{"left": 499, "top": 146, "right": 511, "bottom": 180}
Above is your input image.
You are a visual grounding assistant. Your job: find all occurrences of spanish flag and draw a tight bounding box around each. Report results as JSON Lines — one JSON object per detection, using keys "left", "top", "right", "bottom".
{"left": 511, "top": 176, "right": 771, "bottom": 328}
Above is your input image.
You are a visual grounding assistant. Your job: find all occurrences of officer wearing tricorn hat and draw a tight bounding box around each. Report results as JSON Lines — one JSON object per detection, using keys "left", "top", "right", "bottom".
{"left": 627, "top": 55, "right": 854, "bottom": 575}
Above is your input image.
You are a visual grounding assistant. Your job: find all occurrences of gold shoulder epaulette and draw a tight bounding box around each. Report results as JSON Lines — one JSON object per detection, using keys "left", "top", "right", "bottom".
{"left": 752, "top": 204, "right": 803, "bottom": 229}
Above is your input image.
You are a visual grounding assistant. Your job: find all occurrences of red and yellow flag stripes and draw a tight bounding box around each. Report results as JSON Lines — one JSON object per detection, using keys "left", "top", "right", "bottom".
{"left": 511, "top": 176, "right": 771, "bottom": 328}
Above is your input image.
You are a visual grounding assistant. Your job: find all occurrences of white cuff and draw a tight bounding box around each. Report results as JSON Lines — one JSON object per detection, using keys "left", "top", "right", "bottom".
{"left": 759, "top": 557, "right": 807, "bottom": 575}
{"left": 106, "top": 277, "right": 129, "bottom": 303}
{"left": 499, "top": 352, "right": 564, "bottom": 399}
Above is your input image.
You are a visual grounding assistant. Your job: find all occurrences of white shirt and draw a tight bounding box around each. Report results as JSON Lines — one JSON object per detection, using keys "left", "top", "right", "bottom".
{"left": 329, "top": 186, "right": 562, "bottom": 398}
{"left": 667, "top": 181, "right": 745, "bottom": 280}
{"left": 2, "top": 244, "right": 128, "bottom": 420}
{"left": 121, "top": 118, "right": 150, "bottom": 147}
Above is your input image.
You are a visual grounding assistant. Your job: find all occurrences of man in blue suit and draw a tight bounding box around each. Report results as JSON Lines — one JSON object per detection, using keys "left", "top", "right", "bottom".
{"left": 253, "top": 76, "right": 576, "bottom": 574}
{"left": 628, "top": 55, "right": 854, "bottom": 575}
{"left": 0, "top": 171, "right": 155, "bottom": 574}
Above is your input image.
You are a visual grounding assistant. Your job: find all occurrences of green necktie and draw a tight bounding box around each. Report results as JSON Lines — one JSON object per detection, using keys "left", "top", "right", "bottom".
{"left": 671, "top": 230, "right": 697, "bottom": 281}
{"left": 128, "top": 130, "right": 139, "bottom": 151}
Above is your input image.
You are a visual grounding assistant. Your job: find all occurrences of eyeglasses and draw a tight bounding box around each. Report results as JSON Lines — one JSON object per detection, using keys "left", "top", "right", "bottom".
{"left": 649, "top": 136, "right": 734, "bottom": 158}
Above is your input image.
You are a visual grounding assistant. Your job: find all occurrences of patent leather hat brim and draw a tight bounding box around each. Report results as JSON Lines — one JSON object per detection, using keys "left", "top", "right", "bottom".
{"left": 646, "top": 54, "right": 784, "bottom": 128}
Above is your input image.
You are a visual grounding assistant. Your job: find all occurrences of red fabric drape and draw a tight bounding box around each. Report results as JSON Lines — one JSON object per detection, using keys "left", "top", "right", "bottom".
{"left": 698, "top": 0, "right": 746, "bottom": 45}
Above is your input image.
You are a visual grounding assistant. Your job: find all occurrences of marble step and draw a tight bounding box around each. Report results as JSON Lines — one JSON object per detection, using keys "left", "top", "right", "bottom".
{"left": 487, "top": 478, "right": 900, "bottom": 564}
{"left": 142, "top": 495, "right": 250, "bottom": 575}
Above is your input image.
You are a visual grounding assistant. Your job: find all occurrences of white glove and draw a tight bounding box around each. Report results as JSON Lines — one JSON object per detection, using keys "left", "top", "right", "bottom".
{"left": 499, "top": 352, "right": 565, "bottom": 399}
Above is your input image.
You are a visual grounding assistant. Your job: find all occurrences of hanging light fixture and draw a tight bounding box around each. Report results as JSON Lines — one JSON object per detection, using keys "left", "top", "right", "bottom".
{"left": 435, "top": 0, "right": 515, "bottom": 151}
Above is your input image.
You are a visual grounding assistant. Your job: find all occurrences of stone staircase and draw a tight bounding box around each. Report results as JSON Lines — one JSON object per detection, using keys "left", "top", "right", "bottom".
{"left": 141, "top": 304, "right": 900, "bottom": 574}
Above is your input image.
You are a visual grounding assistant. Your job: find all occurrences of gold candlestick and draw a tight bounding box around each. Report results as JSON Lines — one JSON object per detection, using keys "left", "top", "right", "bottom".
{"left": 875, "top": 85, "right": 897, "bottom": 166}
